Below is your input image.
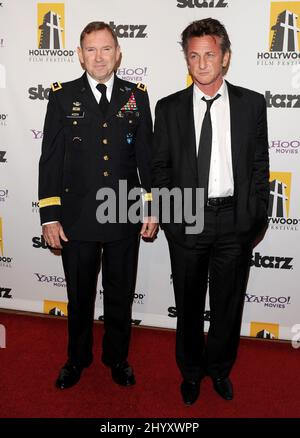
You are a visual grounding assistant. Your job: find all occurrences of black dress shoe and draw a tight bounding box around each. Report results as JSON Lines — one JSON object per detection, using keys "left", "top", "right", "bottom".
{"left": 212, "top": 377, "right": 233, "bottom": 400}
{"left": 180, "top": 380, "right": 200, "bottom": 405}
{"left": 111, "top": 361, "right": 135, "bottom": 386}
{"left": 55, "top": 360, "right": 91, "bottom": 390}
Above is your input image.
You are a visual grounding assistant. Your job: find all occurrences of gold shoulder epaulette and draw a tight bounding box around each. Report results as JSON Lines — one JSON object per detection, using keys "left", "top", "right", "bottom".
{"left": 137, "top": 82, "right": 147, "bottom": 92}
{"left": 51, "top": 81, "right": 62, "bottom": 92}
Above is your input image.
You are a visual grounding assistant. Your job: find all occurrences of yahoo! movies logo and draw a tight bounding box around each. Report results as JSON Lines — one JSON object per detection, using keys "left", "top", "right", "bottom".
{"left": 29, "top": 4, "right": 75, "bottom": 62}
{"left": 269, "top": 139, "right": 300, "bottom": 155}
{"left": 268, "top": 172, "right": 299, "bottom": 231}
{"left": 34, "top": 273, "right": 66, "bottom": 288}
{"left": 117, "top": 67, "right": 148, "bottom": 83}
{"left": 0, "top": 189, "right": 8, "bottom": 203}
{"left": 31, "top": 129, "right": 43, "bottom": 139}
{"left": 257, "top": 2, "right": 300, "bottom": 66}
{"left": 246, "top": 294, "right": 291, "bottom": 310}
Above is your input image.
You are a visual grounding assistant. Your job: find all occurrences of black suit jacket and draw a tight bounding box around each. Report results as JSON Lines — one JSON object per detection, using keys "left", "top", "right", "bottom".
{"left": 39, "top": 73, "right": 152, "bottom": 242}
{"left": 152, "top": 81, "right": 269, "bottom": 247}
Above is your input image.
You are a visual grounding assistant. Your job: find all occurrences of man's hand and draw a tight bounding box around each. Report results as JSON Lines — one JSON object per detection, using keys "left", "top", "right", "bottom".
{"left": 140, "top": 216, "right": 159, "bottom": 240}
{"left": 42, "top": 222, "right": 68, "bottom": 249}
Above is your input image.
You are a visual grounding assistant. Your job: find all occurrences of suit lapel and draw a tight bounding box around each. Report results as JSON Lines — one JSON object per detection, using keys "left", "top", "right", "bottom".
{"left": 176, "top": 85, "right": 198, "bottom": 177}
{"left": 226, "top": 81, "right": 246, "bottom": 173}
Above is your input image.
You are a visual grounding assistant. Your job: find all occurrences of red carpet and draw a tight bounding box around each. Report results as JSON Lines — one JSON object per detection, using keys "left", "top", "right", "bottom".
{"left": 0, "top": 311, "right": 299, "bottom": 418}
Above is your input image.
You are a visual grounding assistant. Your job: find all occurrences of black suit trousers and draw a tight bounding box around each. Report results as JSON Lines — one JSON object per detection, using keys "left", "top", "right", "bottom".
{"left": 167, "top": 204, "right": 252, "bottom": 381}
{"left": 61, "top": 235, "right": 140, "bottom": 368}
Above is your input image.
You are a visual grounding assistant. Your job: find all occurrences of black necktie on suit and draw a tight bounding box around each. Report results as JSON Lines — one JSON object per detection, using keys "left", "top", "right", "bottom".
{"left": 197, "top": 94, "right": 221, "bottom": 203}
{"left": 96, "top": 83, "right": 109, "bottom": 117}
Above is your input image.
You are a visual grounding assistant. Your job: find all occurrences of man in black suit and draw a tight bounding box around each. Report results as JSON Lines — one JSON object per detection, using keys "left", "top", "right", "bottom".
{"left": 39, "top": 21, "right": 157, "bottom": 389}
{"left": 152, "top": 18, "right": 269, "bottom": 405}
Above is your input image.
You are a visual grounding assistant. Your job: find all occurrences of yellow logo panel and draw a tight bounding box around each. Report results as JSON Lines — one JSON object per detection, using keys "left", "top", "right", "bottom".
{"left": 269, "top": 2, "right": 300, "bottom": 51}
{"left": 187, "top": 74, "right": 193, "bottom": 87}
{"left": 250, "top": 322, "right": 279, "bottom": 339}
{"left": 37, "top": 3, "right": 65, "bottom": 49}
{"left": 44, "top": 300, "right": 68, "bottom": 316}
{"left": 0, "top": 217, "right": 3, "bottom": 256}
{"left": 269, "top": 171, "right": 291, "bottom": 217}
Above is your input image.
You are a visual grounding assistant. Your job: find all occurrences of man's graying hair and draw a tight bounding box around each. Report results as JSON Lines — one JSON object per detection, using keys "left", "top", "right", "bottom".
{"left": 181, "top": 18, "right": 231, "bottom": 56}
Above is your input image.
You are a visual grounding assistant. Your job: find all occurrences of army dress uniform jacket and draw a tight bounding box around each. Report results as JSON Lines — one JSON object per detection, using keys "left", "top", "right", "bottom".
{"left": 39, "top": 73, "right": 152, "bottom": 242}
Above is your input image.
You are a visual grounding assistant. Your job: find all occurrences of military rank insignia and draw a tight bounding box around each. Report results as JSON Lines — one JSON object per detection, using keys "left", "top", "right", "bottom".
{"left": 66, "top": 101, "right": 85, "bottom": 118}
{"left": 137, "top": 83, "right": 146, "bottom": 92}
{"left": 51, "top": 81, "right": 62, "bottom": 92}
{"left": 121, "top": 92, "right": 138, "bottom": 111}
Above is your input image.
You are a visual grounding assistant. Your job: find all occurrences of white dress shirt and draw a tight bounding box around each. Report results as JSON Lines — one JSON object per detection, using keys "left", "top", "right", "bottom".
{"left": 193, "top": 80, "right": 234, "bottom": 198}
{"left": 86, "top": 71, "right": 114, "bottom": 103}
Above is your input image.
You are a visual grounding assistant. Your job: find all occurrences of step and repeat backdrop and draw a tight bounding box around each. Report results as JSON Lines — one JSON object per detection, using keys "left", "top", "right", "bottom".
{"left": 1, "top": 0, "right": 299, "bottom": 341}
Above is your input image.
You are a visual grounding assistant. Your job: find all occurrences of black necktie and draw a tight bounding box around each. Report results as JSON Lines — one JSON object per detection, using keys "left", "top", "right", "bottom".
{"left": 197, "top": 94, "right": 220, "bottom": 202}
{"left": 96, "top": 83, "right": 109, "bottom": 117}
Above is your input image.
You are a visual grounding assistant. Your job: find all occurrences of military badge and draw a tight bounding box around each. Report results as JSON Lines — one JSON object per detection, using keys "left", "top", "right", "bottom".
{"left": 126, "top": 133, "right": 134, "bottom": 144}
{"left": 67, "top": 101, "right": 84, "bottom": 118}
{"left": 120, "top": 92, "right": 138, "bottom": 111}
{"left": 116, "top": 110, "right": 125, "bottom": 118}
{"left": 66, "top": 112, "right": 85, "bottom": 119}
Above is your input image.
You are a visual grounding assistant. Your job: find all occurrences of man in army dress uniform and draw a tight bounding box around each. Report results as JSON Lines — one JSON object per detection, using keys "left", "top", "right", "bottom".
{"left": 39, "top": 21, "right": 157, "bottom": 389}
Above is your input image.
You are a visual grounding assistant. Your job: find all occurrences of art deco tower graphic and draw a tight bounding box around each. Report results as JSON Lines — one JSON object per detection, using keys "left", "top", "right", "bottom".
{"left": 268, "top": 179, "right": 288, "bottom": 218}
{"left": 39, "top": 11, "right": 64, "bottom": 49}
{"left": 270, "top": 9, "right": 300, "bottom": 51}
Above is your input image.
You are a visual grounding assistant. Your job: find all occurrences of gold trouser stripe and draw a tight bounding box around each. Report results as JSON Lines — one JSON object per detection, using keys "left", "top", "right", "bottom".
{"left": 144, "top": 193, "right": 153, "bottom": 201}
{"left": 39, "top": 197, "right": 61, "bottom": 208}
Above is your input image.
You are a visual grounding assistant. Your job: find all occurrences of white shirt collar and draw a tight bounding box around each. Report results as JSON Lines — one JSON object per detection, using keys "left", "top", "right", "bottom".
{"left": 86, "top": 72, "right": 115, "bottom": 97}
{"left": 193, "top": 79, "right": 227, "bottom": 102}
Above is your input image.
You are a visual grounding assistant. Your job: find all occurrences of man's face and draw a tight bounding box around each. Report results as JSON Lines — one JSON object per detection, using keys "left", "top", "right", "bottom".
{"left": 186, "top": 35, "right": 229, "bottom": 92}
{"left": 77, "top": 29, "right": 120, "bottom": 83}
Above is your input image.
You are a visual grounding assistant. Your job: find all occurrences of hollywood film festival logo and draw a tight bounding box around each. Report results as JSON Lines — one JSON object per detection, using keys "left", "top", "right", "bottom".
{"left": 0, "top": 113, "right": 8, "bottom": 127}
{"left": 257, "top": 2, "right": 300, "bottom": 66}
{"left": 29, "top": 3, "right": 75, "bottom": 63}
{"left": 268, "top": 171, "right": 299, "bottom": 231}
